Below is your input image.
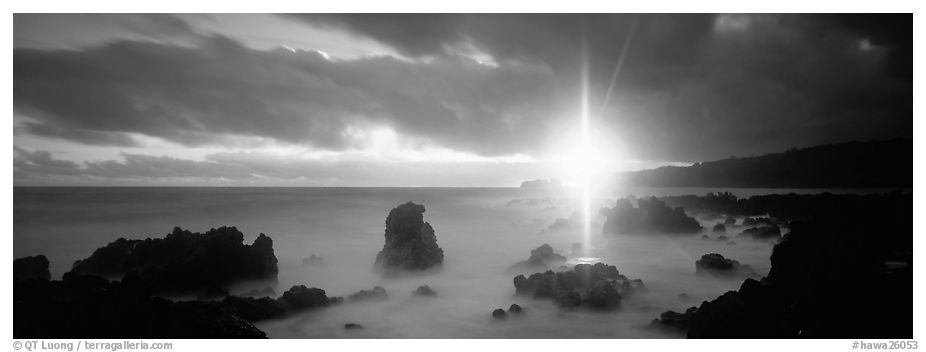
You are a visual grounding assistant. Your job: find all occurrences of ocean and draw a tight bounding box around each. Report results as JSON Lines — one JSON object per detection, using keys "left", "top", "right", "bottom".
{"left": 12, "top": 186, "right": 887, "bottom": 338}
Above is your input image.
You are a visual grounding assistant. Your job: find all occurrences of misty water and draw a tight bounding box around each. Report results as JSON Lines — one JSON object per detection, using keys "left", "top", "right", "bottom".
{"left": 12, "top": 187, "right": 887, "bottom": 338}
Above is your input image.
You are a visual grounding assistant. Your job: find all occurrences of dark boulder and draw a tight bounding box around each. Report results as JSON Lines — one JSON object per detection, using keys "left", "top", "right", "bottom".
{"left": 70, "top": 226, "right": 278, "bottom": 293}
{"left": 741, "top": 217, "right": 775, "bottom": 227}
{"left": 652, "top": 307, "right": 698, "bottom": 332}
{"left": 712, "top": 224, "right": 726, "bottom": 233}
{"left": 14, "top": 255, "right": 51, "bottom": 282}
{"left": 508, "top": 304, "right": 523, "bottom": 314}
{"left": 601, "top": 197, "right": 702, "bottom": 235}
{"left": 687, "top": 279, "right": 794, "bottom": 338}
{"left": 724, "top": 216, "right": 737, "bottom": 225}
{"left": 374, "top": 202, "right": 444, "bottom": 273}
{"left": 739, "top": 226, "right": 782, "bottom": 241}
{"left": 492, "top": 308, "right": 507, "bottom": 319}
{"left": 222, "top": 285, "right": 337, "bottom": 322}
{"left": 584, "top": 280, "right": 622, "bottom": 309}
{"left": 280, "top": 285, "right": 332, "bottom": 309}
{"left": 348, "top": 286, "right": 388, "bottom": 302}
{"left": 513, "top": 263, "right": 642, "bottom": 309}
{"left": 412, "top": 285, "right": 436, "bottom": 297}
{"left": 344, "top": 323, "right": 363, "bottom": 329}
{"left": 695, "top": 254, "right": 757, "bottom": 279}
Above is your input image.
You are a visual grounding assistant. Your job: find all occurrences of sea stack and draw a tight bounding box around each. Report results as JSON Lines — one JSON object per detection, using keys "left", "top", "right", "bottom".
{"left": 375, "top": 202, "right": 444, "bottom": 274}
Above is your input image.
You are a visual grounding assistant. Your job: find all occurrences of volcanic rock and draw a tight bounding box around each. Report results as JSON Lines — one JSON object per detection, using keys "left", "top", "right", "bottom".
{"left": 70, "top": 226, "right": 278, "bottom": 293}
{"left": 374, "top": 202, "right": 444, "bottom": 273}
{"left": 14, "top": 255, "right": 50, "bottom": 282}
{"left": 601, "top": 197, "right": 702, "bottom": 234}
{"left": 413, "top": 285, "right": 436, "bottom": 297}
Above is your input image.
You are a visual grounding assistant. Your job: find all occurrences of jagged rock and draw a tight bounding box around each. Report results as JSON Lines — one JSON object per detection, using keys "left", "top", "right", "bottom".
{"left": 506, "top": 244, "right": 567, "bottom": 274}
{"left": 348, "top": 286, "right": 388, "bottom": 302}
{"left": 14, "top": 255, "right": 50, "bottom": 282}
{"left": 492, "top": 308, "right": 507, "bottom": 319}
{"left": 513, "top": 263, "right": 641, "bottom": 309}
{"left": 724, "top": 216, "right": 737, "bottom": 225}
{"left": 695, "top": 253, "right": 757, "bottom": 278}
{"left": 413, "top": 285, "right": 436, "bottom": 297}
{"left": 508, "top": 304, "right": 523, "bottom": 314}
{"left": 739, "top": 226, "right": 782, "bottom": 241}
{"left": 687, "top": 278, "right": 793, "bottom": 338}
{"left": 585, "top": 280, "right": 622, "bottom": 309}
{"left": 374, "top": 202, "right": 444, "bottom": 273}
{"left": 302, "top": 254, "right": 326, "bottom": 266}
{"left": 279, "top": 285, "right": 332, "bottom": 309}
{"left": 654, "top": 194, "right": 912, "bottom": 338}
{"left": 344, "top": 323, "right": 363, "bottom": 329}
{"left": 701, "top": 235, "right": 711, "bottom": 240}
{"left": 712, "top": 224, "right": 726, "bottom": 233}
{"left": 652, "top": 307, "right": 698, "bottom": 332}
{"left": 70, "top": 226, "right": 278, "bottom": 293}
{"left": 601, "top": 197, "right": 702, "bottom": 234}
{"left": 14, "top": 272, "right": 267, "bottom": 338}
{"left": 742, "top": 217, "right": 775, "bottom": 227}
{"left": 222, "top": 284, "right": 337, "bottom": 322}
{"left": 716, "top": 235, "right": 729, "bottom": 241}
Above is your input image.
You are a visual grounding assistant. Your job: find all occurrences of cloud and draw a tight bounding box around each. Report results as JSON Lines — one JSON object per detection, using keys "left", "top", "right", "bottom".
{"left": 14, "top": 14, "right": 912, "bottom": 169}
{"left": 13, "top": 147, "right": 551, "bottom": 186}
{"left": 288, "top": 14, "right": 912, "bottom": 161}
{"left": 15, "top": 35, "right": 563, "bottom": 157}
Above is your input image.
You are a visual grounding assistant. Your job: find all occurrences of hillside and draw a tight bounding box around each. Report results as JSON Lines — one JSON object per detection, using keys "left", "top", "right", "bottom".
{"left": 619, "top": 139, "right": 912, "bottom": 188}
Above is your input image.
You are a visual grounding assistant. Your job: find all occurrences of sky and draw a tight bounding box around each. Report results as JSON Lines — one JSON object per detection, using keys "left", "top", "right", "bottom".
{"left": 13, "top": 13, "right": 912, "bottom": 186}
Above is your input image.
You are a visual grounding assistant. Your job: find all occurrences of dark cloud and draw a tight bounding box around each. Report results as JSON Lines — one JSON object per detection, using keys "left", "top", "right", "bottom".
{"left": 289, "top": 13, "right": 912, "bottom": 161}
{"left": 15, "top": 35, "right": 562, "bottom": 156}
{"left": 14, "top": 14, "right": 912, "bottom": 165}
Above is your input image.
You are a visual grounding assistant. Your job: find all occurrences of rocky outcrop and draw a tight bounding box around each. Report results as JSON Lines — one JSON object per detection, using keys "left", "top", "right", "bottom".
{"left": 695, "top": 253, "right": 757, "bottom": 279}
{"left": 413, "top": 285, "right": 436, "bottom": 297}
{"left": 738, "top": 226, "right": 781, "bottom": 241}
{"left": 221, "top": 284, "right": 338, "bottom": 322}
{"left": 655, "top": 201, "right": 912, "bottom": 338}
{"left": 70, "top": 226, "right": 278, "bottom": 293}
{"left": 348, "top": 286, "right": 388, "bottom": 302}
{"left": 742, "top": 217, "right": 775, "bottom": 227}
{"left": 14, "top": 255, "right": 50, "bottom": 282}
{"left": 513, "top": 263, "right": 644, "bottom": 310}
{"left": 712, "top": 224, "right": 726, "bottom": 233}
{"left": 492, "top": 308, "right": 507, "bottom": 319}
{"left": 506, "top": 244, "right": 567, "bottom": 274}
{"left": 374, "top": 202, "right": 444, "bottom": 273}
{"left": 14, "top": 272, "right": 267, "bottom": 338}
{"left": 601, "top": 197, "right": 702, "bottom": 235}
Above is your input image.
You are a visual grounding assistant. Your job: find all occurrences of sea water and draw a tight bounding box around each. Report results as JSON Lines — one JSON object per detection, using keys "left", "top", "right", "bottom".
{"left": 13, "top": 186, "right": 883, "bottom": 338}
